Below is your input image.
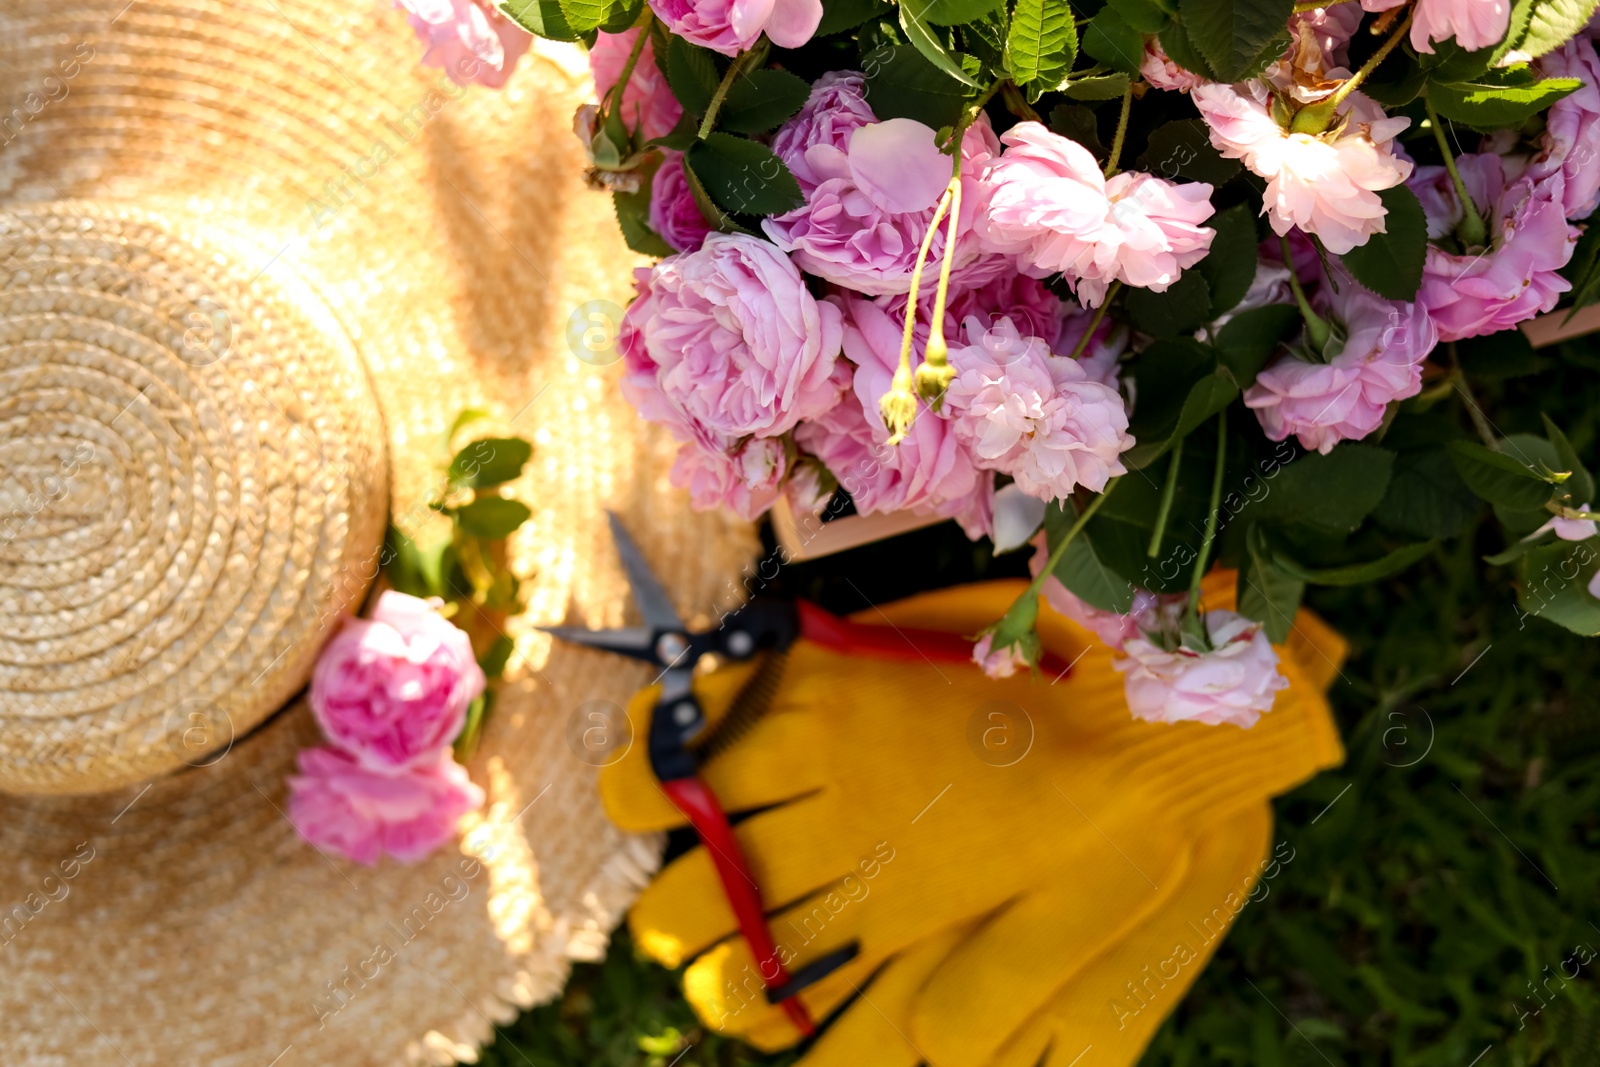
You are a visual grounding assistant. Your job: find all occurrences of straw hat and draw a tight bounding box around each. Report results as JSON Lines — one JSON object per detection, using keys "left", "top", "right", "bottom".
{"left": 0, "top": 0, "right": 756, "bottom": 1062}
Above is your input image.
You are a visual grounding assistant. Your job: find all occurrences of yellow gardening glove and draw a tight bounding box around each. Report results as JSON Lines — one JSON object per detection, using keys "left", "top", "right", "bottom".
{"left": 600, "top": 575, "right": 1345, "bottom": 1063}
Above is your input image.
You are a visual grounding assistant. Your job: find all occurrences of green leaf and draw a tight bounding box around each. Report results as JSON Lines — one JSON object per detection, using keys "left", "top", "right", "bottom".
{"left": 664, "top": 37, "right": 721, "bottom": 116}
{"left": 1179, "top": 0, "right": 1293, "bottom": 82}
{"left": 1373, "top": 447, "right": 1480, "bottom": 539}
{"left": 384, "top": 524, "right": 446, "bottom": 599}
{"left": 1240, "top": 526, "right": 1304, "bottom": 643}
{"left": 1123, "top": 342, "right": 1239, "bottom": 469}
{"left": 814, "top": 0, "right": 893, "bottom": 35}
{"left": 1251, "top": 445, "right": 1396, "bottom": 532}
{"left": 902, "top": 0, "right": 1004, "bottom": 27}
{"left": 1340, "top": 184, "right": 1427, "bottom": 301}
{"left": 864, "top": 43, "right": 971, "bottom": 128}
{"left": 1517, "top": 539, "right": 1600, "bottom": 634}
{"left": 1271, "top": 539, "right": 1439, "bottom": 586}
{"left": 1139, "top": 118, "right": 1240, "bottom": 185}
{"left": 497, "top": 0, "right": 581, "bottom": 39}
{"left": 898, "top": 5, "right": 985, "bottom": 86}
{"left": 1047, "top": 506, "right": 1136, "bottom": 612}
{"left": 1083, "top": 7, "right": 1145, "bottom": 75}
{"left": 1008, "top": 0, "right": 1077, "bottom": 88}
{"left": 478, "top": 634, "right": 516, "bottom": 678}
{"left": 1484, "top": 534, "right": 1549, "bottom": 566}
{"left": 597, "top": 0, "right": 643, "bottom": 32}
{"left": 1456, "top": 329, "right": 1538, "bottom": 378}
{"left": 449, "top": 408, "right": 492, "bottom": 439}
{"left": 1543, "top": 413, "right": 1595, "bottom": 503}
{"left": 678, "top": 149, "right": 754, "bottom": 234}
{"left": 1427, "top": 73, "right": 1581, "bottom": 131}
{"left": 450, "top": 437, "right": 533, "bottom": 488}
{"left": 614, "top": 184, "right": 676, "bottom": 258}
{"left": 1124, "top": 270, "right": 1213, "bottom": 338}
{"left": 1158, "top": 16, "right": 1219, "bottom": 82}
{"left": 1215, "top": 304, "right": 1300, "bottom": 389}
{"left": 455, "top": 497, "right": 534, "bottom": 539}
{"left": 1518, "top": 0, "right": 1600, "bottom": 59}
{"left": 718, "top": 69, "right": 811, "bottom": 134}
{"left": 1448, "top": 440, "right": 1558, "bottom": 510}
{"left": 1108, "top": 0, "right": 1171, "bottom": 34}
{"left": 1199, "top": 205, "right": 1259, "bottom": 318}
{"left": 559, "top": 0, "right": 629, "bottom": 33}
{"left": 685, "top": 134, "right": 803, "bottom": 216}
{"left": 1063, "top": 72, "right": 1130, "bottom": 100}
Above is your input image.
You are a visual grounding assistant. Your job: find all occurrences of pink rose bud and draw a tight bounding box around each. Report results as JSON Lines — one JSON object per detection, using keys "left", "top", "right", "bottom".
{"left": 648, "top": 151, "right": 714, "bottom": 253}
{"left": 288, "top": 746, "right": 485, "bottom": 865}
{"left": 650, "top": 0, "right": 822, "bottom": 56}
{"left": 310, "top": 591, "right": 486, "bottom": 773}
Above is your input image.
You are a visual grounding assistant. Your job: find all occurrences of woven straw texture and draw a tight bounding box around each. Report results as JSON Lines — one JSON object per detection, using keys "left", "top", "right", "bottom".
{"left": 0, "top": 0, "right": 759, "bottom": 1063}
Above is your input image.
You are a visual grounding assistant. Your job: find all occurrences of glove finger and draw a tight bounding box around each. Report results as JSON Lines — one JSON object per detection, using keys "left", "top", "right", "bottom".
{"left": 999, "top": 805, "right": 1273, "bottom": 1067}
{"left": 1283, "top": 606, "right": 1350, "bottom": 693}
{"left": 797, "top": 923, "right": 972, "bottom": 1067}
{"left": 912, "top": 829, "right": 1190, "bottom": 1067}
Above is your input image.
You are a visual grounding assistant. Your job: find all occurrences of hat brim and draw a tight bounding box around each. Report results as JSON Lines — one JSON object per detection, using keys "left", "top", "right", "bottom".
{"left": 0, "top": 0, "right": 758, "bottom": 1062}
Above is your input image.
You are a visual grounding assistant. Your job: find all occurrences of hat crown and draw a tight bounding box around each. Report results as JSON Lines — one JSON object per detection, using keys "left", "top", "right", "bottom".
{"left": 0, "top": 201, "right": 388, "bottom": 795}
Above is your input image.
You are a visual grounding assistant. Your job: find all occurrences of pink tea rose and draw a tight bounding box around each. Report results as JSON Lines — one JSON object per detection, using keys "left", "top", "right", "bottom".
{"left": 1362, "top": 0, "right": 1511, "bottom": 54}
{"left": 972, "top": 633, "right": 1030, "bottom": 679}
{"left": 310, "top": 591, "right": 485, "bottom": 773}
{"left": 395, "top": 0, "right": 530, "bottom": 89}
{"left": 1245, "top": 271, "right": 1438, "bottom": 454}
{"left": 288, "top": 747, "right": 485, "bottom": 866}
{"left": 668, "top": 436, "right": 786, "bottom": 520}
{"left": 650, "top": 0, "right": 821, "bottom": 56}
{"left": 619, "top": 234, "right": 844, "bottom": 451}
{"left": 1140, "top": 37, "right": 1207, "bottom": 92}
{"left": 1192, "top": 81, "right": 1412, "bottom": 254}
{"left": 1029, "top": 533, "right": 1184, "bottom": 650}
{"left": 793, "top": 296, "right": 992, "bottom": 537}
{"left": 1411, "top": 154, "right": 1578, "bottom": 340}
{"left": 590, "top": 28, "right": 683, "bottom": 142}
{"left": 1529, "top": 37, "right": 1600, "bottom": 220}
{"left": 769, "top": 72, "right": 878, "bottom": 192}
{"left": 649, "top": 152, "right": 714, "bottom": 253}
{"left": 877, "top": 254, "right": 1066, "bottom": 353}
{"left": 975, "top": 122, "right": 1215, "bottom": 306}
{"left": 1115, "top": 610, "right": 1288, "bottom": 728}
{"left": 764, "top": 93, "right": 998, "bottom": 295}
{"left": 944, "top": 317, "right": 1133, "bottom": 501}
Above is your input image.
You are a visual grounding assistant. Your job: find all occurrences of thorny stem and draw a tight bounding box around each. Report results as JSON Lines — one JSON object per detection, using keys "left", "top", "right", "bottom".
{"left": 1424, "top": 97, "right": 1489, "bottom": 249}
{"left": 1148, "top": 437, "right": 1184, "bottom": 559}
{"left": 1105, "top": 84, "right": 1134, "bottom": 178}
{"left": 607, "top": 12, "right": 653, "bottom": 115}
{"left": 1068, "top": 282, "right": 1121, "bottom": 361}
{"left": 1188, "top": 408, "right": 1228, "bottom": 622}
{"left": 699, "top": 45, "right": 764, "bottom": 140}
{"left": 1448, "top": 342, "right": 1501, "bottom": 449}
{"left": 1025, "top": 478, "right": 1122, "bottom": 601}
{"left": 1281, "top": 234, "right": 1332, "bottom": 353}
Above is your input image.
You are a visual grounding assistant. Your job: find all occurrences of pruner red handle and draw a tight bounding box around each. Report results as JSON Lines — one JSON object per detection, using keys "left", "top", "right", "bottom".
{"left": 658, "top": 776, "right": 815, "bottom": 1037}
{"left": 795, "top": 599, "right": 1073, "bottom": 677}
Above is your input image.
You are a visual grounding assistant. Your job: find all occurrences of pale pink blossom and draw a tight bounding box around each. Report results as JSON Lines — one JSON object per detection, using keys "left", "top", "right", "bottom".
{"left": 1245, "top": 270, "right": 1438, "bottom": 454}
{"left": 395, "top": 0, "right": 530, "bottom": 88}
{"left": 1529, "top": 37, "right": 1600, "bottom": 220}
{"left": 944, "top": 317, "right": 1132, "bottom": 501}
{"left": 310, "top": 592, "right": 485, "bottom": 774}
{"left": 1140, "top": 38, "right": 1207, "bottom": 93}
{"left": 1115, "top": 611, "right": 1288, "bottom": 728}
{"left": 668, "top": 437, "right": 785, "bottom": 520}
{"left": 589, "top": 28, "right": 683, "bottom": 141}
{"left": 1533, "top": 505, "right": 1597, "bottom": 542}
{"left": 877, "top": 253, "right": 1067, "bottom": 351}
{"left": 1029, "top": 533, "right": 1183, "bottom": 649}
{"left": 649, "top": 151, "right": 714, "bottom": 253}
{"left": 288, "top": 746, "right": 484, "bottom": 865}
{"left": 793, "top": 297, "right": 992, "bottom": 537}
{"left": 618, "top": 234, "right": 844, "bottom": 451}
{"left": 972, "top": 633, "right": 1030, "bottom": 679}
{"left": 975, "top": 123, "right": 1216, "bottom": 306}
{"left": 650, "top": 0, "right": 821, "bottom": 56}
{"left": 764, "top": 80, "right": 998, "bottom": 296}
{"left": 1192, "top": 81, "right": 1412, "bottom": 253}
{"left": 1589, "top": 570, "right": 1600, "bottom": 601}
{"left": 1411, "top": 154, "right": 1578, "bottom": 340}
{"left": 1362, "top": 0, "right": 1511, "bottom": 54}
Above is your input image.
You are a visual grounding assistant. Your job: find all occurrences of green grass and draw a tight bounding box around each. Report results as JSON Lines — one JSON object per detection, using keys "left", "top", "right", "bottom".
{"left": 482, "top": 346, "right": 1600, "bottom": 1066}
